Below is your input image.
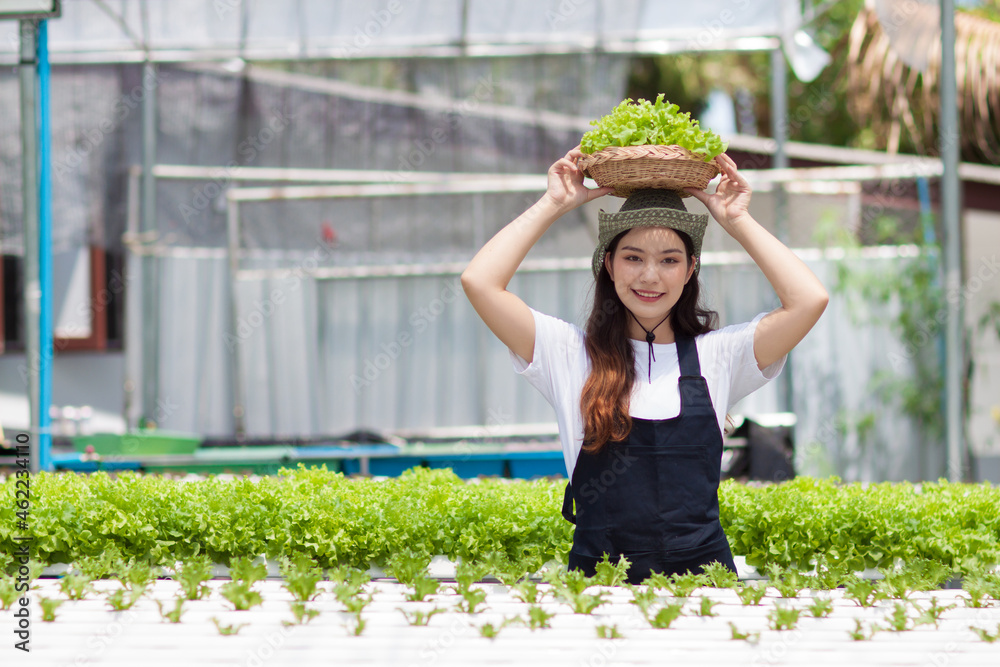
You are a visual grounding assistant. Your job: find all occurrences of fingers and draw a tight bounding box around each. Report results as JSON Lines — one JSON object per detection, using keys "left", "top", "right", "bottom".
{"left": 718, "top": 154, "right": 748, "bottom": 184}
{"left": 586, "top": 185, "right": 614, "bottom": 201}
{"left": 684, "top": 187, "right": 709, "bottom": 205}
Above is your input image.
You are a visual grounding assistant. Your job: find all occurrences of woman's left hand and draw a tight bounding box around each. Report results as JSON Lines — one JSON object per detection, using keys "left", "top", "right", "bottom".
{"left": 684, "top": 153, "right": 752, "bottom": 233}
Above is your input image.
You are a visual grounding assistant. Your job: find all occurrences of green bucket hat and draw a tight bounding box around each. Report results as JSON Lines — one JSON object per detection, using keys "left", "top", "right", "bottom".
{"left": 591, "top": 189, "right": 708, "bottom": 278}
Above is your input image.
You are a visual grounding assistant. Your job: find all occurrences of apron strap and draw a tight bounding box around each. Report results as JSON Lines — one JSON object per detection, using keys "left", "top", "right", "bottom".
{"left": 675, "top": 335, "right": 701, "bottom": 377}
{"left": 561, "top": 482, "right": 576, "bottom": 524}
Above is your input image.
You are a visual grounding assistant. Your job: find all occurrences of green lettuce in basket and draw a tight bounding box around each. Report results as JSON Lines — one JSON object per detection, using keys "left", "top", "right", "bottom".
{"left": 580, "top": 94, "right": 727, "bottom": 160}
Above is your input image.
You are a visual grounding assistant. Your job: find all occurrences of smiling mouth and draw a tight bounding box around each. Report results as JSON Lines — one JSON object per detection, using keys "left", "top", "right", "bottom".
{"left": 631, "top": 289, "right": 664, "bottom": 302}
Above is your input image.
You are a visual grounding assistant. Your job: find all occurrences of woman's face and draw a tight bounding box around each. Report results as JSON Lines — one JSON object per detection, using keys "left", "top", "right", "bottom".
{"left": 605, "top": 226, "right": 695, "bottom": 341}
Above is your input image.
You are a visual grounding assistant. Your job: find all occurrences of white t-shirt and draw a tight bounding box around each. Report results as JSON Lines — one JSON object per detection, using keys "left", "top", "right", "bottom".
{"left": 510, "top": 308, "right": 786, "bottom": 478}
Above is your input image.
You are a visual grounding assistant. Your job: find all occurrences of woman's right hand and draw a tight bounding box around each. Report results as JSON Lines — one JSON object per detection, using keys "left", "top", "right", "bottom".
{"left": 543, "top": 146, "right": 613, "bottom": 211}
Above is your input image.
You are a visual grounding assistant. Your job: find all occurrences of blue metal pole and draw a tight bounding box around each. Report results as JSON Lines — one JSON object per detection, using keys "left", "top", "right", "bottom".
{"left": 37, "top": 19, "right": 53, "bottom": 471}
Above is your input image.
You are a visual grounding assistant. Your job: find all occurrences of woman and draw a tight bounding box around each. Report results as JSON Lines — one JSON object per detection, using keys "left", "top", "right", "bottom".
{"left": 461, "top": 147, "right": 828, "bottom": 583}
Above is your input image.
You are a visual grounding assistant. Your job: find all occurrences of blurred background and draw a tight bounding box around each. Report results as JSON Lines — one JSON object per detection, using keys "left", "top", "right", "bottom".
{"left": 0, "top": 0, "right": 998, "bottom": 483}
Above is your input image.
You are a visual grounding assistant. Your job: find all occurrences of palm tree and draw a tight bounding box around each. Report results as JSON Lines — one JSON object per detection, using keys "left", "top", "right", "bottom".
{"left": 846, "top": 1, "right": 1000, "bottom": 162}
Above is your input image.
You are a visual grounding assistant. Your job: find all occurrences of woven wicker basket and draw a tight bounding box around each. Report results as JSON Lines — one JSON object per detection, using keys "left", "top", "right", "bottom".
{"left": 577, "top": 145, "right": 721, "bottom": 197}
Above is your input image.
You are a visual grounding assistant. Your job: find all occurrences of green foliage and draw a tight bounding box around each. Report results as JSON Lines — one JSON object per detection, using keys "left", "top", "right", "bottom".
{"left": 702, "top": 561, "right": 738, "bottom": 589}
{"left": 228, "top": 557, "right": 267, "bottom": 585}
{"left": 768, "top": 604, "right": 802, "bottom": 631}
{"left": 843, "top": 576, "right": 888, "bottom": 608}
{"left": 720, "top": 477, "right": 1000, "bottom": 574}
{"left": 766, "top": 565, "right": 811, "bottom": 598}
{"left": 647, "top": 602, "right": 685, "bottom": 629}
{"left": 121, "top": 559, "right": 159, "bottom": 589}
{"left": 728, "top": 622, "right": 760, "bottom": 643}
{"left": 58, "top": 569, "right": 95, "bottom": 601}
{"left": 566, "top": 590, "right": 609, "bottom": 615}
{"left": 219, "top": 580, "right": 263, "bottom": 611}
{"left": 971, "top": 624, "right": 1000, "bottom": 643}
{"left": 0, "top": 576, "right": 18, "bottom": 610}
{"left": 210, "top": 617, "right": 247, "bottom": 635}
{"left": 914, "top": 597, "right": 955, "bottom": 629}
{"left": 664, "top": 571, "right": 708, "bottom": 598}
{"left": 831, "top": 234, "right": 946, "bottom": 446}
{"left": 453, "top": 560, "right": 489, "bottom": 613}
{"left": 331, "top": 565, "right": 370, "bottom": 607}
{"left": 883, "top": 601, "right": 914, "bottom": 632}
{"left": 284, "top": 600, "right": 320, "bottom": 625}
{"left": 736, "top": 582, "right": 768, "bottom": 606}
{"left": 879, "top": 559, "right": 953, "bottom": 600}
{"left": 39, "top": 596, "right": 64, "bottom": 622}
{"left": 454, "top": 587, "right": 488, "bottom": 614}
{"left": 6, "top": 469, "right": 1000, "bottom": 578}
{"left": 526, "top": 604, "right": 555, "bottom": 630}
{"left": 0, "top": 467, "right": 571, "bottom": 572}
{"left": 405, "top": 574, "right": 440, "bottom": 602}
{"left": 807, "top": 596, "right": 834, "bottom": 618}
{"left": 398, "top": 607, "right": 445, "bottom": 626}
{"left": 478, "top": 622, "right": 500, "bottom": 639}
{"left": 156, "top": 597, "right": 186, "bottom": 623}
{"left": 341, "top": 591, "right": 374, "bottom": 616}
{"left": 220, "top": 556, "right": 267, "bottom": 611}
{"left": 595, "top": 624, "right": 624, "bottom": 639}
{"left": 386, "top": 549, "right": 431, "bottom": 586}
{"left": 76, "top": 549, "right": 127, "bottom": 580}
{"left": 627, "top": 1, "right": 867, "bottom": 150}
{"left": 542, "top": 567, "right": 608, "bottom": 615}
{"left": 848, "top": 618, "right": 878, "bottom": 641}
{"left": 962, "top": 572, "right": 1000, "bottom": 608}
{"left": 168, "top": 555, "right": 214, "bottom": 601}
{"left": 481, "top": 551, "right": 533, "bottom": 586}
{"left": 279, "top": 554, "right": 323, "bottom": 602}
{"left": 628, "top": 585, "right": 659, "bottom": 616}
{"left": 511, "top": 579, "right": 543, "bottom": 605}
{"left": 591, "top": 554, "right": 631, "bottom": 587}
{"left": 812, "top": 559, "right": 849, "bottom": 590}
{"left": 695, "top": 596, "right": 719, "bottom": 617}
{"left": 640, "top": 572, "right": 672, "bottom": 591}
{"left": 580, "top": 94, "right": 727, "bottom": 159}
{"left": 477, "top": 615, "right": 531, "bottom": 639}
{"left": 106, "top": 584, "right": 146, "bottom": 611}
{"left": 454, "top": 560, "right": 489, "bottom": 591}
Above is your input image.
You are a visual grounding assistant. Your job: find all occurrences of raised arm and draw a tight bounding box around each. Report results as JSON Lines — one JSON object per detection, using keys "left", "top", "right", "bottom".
{"left": 461, "top": 147, "right": 612, "bottom": 363}
{"left": 686, "top": 154, "right": 829, "bottom": 369}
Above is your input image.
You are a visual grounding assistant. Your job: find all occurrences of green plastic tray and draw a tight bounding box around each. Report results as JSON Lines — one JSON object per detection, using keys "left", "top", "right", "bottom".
{"left": 73, "top": 431, "right": 202, "bottom": 456}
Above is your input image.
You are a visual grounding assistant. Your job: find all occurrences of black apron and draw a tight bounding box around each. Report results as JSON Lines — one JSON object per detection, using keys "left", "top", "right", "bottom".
{"left": 561, "top": 335, "right": 736, "bottom": 584}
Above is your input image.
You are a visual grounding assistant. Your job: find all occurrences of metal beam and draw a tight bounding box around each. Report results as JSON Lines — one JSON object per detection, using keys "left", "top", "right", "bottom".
{"left": 18, "top": 19, "right": 41, "bottom": 472}
{"left": 940, "top": 0, "right": 964, "bottom": 481}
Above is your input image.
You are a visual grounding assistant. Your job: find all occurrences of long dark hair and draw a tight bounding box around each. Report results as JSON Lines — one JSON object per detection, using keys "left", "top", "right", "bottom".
{"left": 580, "top": 228, "right": 718, "bottom": 453}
